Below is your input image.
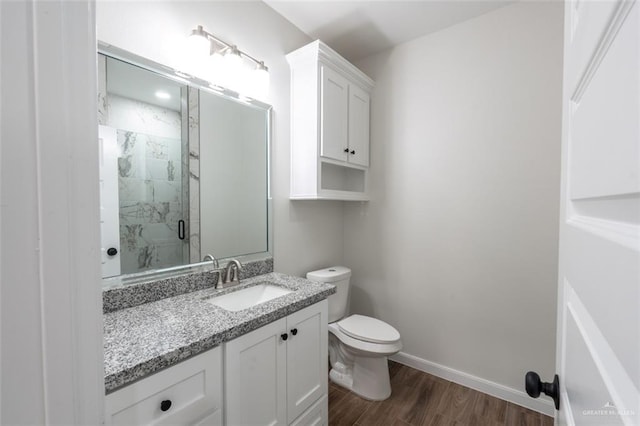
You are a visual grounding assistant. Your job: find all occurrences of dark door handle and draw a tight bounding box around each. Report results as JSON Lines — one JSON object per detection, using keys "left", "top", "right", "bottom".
{"left": 107, "top": 247, "right": 118, "bottom": 256}
{"left": 350, "top": 150, "right": 356, "bottom": 155}
{"left": 290, "top": 328, "right": 298, "bottom": 336}
{"left": 178, "top": 220, "right": 185, "bottom": 240}
{"left": 281, "top": 333, "right": 288, "bottom": 341}
{"left": 525, "top": 371, "right": 559, "bottom": 409}
{"left": 343, "top": 148, "right": 349, "bottom": 153}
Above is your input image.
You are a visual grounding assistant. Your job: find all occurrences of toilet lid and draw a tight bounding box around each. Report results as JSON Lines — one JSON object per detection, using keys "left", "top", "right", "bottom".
{"left": 337, "top": 315, "right": 400, "bottom": 344}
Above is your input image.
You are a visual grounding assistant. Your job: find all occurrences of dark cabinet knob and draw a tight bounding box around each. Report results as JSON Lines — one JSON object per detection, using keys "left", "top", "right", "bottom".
{"left": 525, "top": 371, "right": 559, "bottom": 410}
{"left": 107, "top": 247, "right": 118, "bottom": 256}
{"left": 350, "top": 150, "right": 356, "bottom": 155}
{"left": 343, "top": 148, "right": 349, "bottom": 153}
{"left": 281, "top": 333, "right": 288, "bottom": 341}
{"left": 160, "top": 399, "right": 172, "bottom": 412}
{"left": 291, "top": 328, "right": 298, "bottom": 336}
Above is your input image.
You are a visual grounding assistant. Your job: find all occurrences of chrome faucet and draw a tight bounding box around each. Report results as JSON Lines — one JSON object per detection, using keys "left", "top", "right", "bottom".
{"left": 203, "top": 254, "right": 224, "bottom": 288}
{"left": 222, "top": 259, "right": 243, "bottom": 286}
{"left": 203, "top": 253, "right": 219, "bottom": 269}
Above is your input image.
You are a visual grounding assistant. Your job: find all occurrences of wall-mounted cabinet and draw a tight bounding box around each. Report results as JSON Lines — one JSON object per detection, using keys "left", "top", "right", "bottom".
{"left": 287, "top": 40, "right": 374, "bottom": 201}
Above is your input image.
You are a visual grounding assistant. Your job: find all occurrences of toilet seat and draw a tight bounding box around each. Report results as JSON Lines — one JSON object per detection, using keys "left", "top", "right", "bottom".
{"left": 328, "top": 323, "right": 402, "bottom": 355}
{"left": 337, "top": 315, "right": 401, "bottom": 344}
{"left": 329, "top": 315, "right": 403, "bottom": 356}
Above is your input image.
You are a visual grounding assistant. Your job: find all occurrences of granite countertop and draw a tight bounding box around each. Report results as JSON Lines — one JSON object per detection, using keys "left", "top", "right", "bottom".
{"left": 103, "top": 272, "right": 335, "bottom": 393}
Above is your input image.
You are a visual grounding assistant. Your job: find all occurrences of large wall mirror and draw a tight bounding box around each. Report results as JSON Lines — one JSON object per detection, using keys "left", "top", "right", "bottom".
{"left": 98, "top": 44, "right": 271, "bottom": 285}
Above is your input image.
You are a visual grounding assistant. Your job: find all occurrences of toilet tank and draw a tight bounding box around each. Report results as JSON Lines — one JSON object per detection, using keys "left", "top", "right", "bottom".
{"left": 306, "top": 266, "right": 351, "bottom": 323}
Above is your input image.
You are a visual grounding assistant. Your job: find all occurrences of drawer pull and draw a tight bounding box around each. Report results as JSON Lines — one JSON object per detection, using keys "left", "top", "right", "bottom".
{"left": 291, "top": 328, "right": 298, "bottom": 336}
{"left": 281, "top": 333, "right": 288, "bottom": 341}
{"left": 160, "top": 400, "right": 172, "bottom": 412}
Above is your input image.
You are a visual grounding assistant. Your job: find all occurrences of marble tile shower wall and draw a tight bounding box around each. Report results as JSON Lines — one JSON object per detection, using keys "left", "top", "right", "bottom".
{"left": 188, "top": 87, "right": 201, "bottom": 264}
{"left": 109, "top": 95, "right": 187, "bottom": 274}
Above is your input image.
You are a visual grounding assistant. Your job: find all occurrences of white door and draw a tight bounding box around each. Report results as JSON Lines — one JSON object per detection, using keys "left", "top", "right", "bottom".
{"left": 98, "top": 125, "right": 121, "bottom": 278}
{"left": 225, "top": 317, "right": 287, "bottom": 426}
{"left": 320, "top": 64, "right": 349, "bottom": 163}
{"left": 286, "top": 300, "right": 327, "bottom": 423}
{"left": 556, "top": 0, "right": 639, "bottom": 424}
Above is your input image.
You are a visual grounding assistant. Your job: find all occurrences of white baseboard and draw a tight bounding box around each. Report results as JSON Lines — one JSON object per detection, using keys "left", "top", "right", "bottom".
{"left": 390, "top": 352, "right": 555, "bottom": 417}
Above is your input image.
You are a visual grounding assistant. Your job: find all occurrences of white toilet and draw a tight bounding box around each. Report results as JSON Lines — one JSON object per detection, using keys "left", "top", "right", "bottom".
{"left": 306, "top": 266, "right": 402, "bottom": 401}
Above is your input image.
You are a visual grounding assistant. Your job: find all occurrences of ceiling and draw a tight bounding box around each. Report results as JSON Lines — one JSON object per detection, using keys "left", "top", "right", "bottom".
{"left": 106, "top": 56, "right": 183, "bottom": 112}
{"left": 263, "top": 0, "right": 514, "bottom": 62}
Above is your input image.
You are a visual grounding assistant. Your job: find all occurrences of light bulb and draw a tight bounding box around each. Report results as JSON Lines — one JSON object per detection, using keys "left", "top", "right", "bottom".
{"left": 208, "top": 51, "right": 225, "bottom": 87}
{"left": 224, "top": 47, "right": 243, "bottom": 72}
{"left": 224, "top": 46, "right": 245, "bottom": 92}
{"left": 187, "top": 26, "right": 210, "bottom": 57}
{"left": 155, "top": 90, "right": 171, "bottom": 100}
{"left": 249, "top": 62, "right": 269, "bottom": 100}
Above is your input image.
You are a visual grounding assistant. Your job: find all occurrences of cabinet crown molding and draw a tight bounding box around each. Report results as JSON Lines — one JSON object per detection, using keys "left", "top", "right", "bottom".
{"left": 287, "top": 40, "right": 374, "bottom": 91}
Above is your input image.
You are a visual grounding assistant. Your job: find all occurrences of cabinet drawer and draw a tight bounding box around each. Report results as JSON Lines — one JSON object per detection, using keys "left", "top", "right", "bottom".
{"left": 105, "top": 348, "right": 222, "bottom": 426}
{"left": 289, "top": 395, "right": 327, "bottom": 426}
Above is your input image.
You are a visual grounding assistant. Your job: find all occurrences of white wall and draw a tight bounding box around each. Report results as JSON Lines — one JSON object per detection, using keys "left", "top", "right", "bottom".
{"left": 97, "top": 1, "right": 345, "bottom": 277}
{"left": 345, "top": 0, "right": 563, "bottom": 403}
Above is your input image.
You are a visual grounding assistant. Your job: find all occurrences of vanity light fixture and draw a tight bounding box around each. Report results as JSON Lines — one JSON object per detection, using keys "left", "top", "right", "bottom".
{"left": 187, "top": 25, "right": 269, "bottom": 99}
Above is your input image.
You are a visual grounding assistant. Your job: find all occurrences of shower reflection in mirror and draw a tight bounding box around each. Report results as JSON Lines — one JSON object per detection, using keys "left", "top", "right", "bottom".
{"left": 98, "top": 52, "right": 270, "bottom": 279}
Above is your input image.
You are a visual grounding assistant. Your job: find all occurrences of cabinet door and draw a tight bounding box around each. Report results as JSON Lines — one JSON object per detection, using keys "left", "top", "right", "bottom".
{"left": 320, "top": 65, "right": 349, "bottom": 163}
{"left": 286, "top": 300, "right": 328, "bottom": 422}
{"left": 225, "top": 318, "right": 287, "bottom": 426}
{"left": 348, "top": 84, "right": 370, "bottom": 167}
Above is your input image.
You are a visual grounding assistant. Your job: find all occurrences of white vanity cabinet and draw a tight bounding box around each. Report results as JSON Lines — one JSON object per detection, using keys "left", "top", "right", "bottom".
{"left": 105, "top": 300, "right": 328, "bottom": 426}
{"left": 104, "top": 348, "right": 223, "bottom": 426}
{"left": 225, "top": 300, "right": 328, "bottom": 425}
{"left": 287, "top": 40, "right": 374, "bottom": 201}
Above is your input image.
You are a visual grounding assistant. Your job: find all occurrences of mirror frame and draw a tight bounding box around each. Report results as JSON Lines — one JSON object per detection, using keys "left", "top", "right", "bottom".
{"left": 98, "top": 42, "right": 273, "bottom": 288}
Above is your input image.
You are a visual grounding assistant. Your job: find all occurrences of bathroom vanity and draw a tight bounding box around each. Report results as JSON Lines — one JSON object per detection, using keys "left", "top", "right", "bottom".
{"left": 103, "top": 271, "right": 334, "bottom": 425}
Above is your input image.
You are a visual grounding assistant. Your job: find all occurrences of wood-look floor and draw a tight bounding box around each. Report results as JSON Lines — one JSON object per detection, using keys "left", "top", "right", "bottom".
{"left": 328, "top": 361, "right": 553, "bottom": 426}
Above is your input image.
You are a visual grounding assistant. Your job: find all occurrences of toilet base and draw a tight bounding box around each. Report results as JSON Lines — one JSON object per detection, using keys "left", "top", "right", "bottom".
{"left": 329, "top": 355, "right": 392, "bottom": 401}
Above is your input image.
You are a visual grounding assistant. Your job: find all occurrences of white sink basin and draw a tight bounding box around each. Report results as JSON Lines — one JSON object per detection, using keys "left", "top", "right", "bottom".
{"left": 207, "top": 283, "right": 293, "bottom": 312}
